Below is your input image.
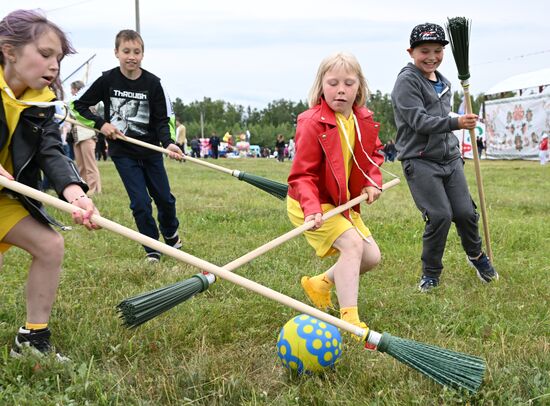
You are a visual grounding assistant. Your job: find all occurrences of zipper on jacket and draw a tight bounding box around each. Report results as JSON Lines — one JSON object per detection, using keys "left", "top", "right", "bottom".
{"left": 319, "top": 137, "right": 343, "bottom": 207}
{"left": 14, "top": 125, "right": 67, "bottom": 229}
{"left": 438, "top": 85, "right": 450, "bottom": 159}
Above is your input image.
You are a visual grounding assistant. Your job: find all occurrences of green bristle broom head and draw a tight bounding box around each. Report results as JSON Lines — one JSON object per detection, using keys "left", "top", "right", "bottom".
{"left": 117, "top": 273, "right": 211, "bottom": 328}
{"left": 446, "top": 17, "right": 472, "bottom": 81}
{"left": 377, "top": 332, "right": 485, "bottom": 393}
{"left": 237, "top": 171, "right": 288, "bottom": 200}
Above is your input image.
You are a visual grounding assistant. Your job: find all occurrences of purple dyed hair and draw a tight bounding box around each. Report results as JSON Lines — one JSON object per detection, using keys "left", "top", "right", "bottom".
{"left": 0, "top": 9, "right": 75, "bottom": 94}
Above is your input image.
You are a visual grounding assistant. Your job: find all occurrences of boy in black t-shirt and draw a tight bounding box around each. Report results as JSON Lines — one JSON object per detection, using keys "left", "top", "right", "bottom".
{"left": 73, "top": 30, "right": 183, "bottom": 263}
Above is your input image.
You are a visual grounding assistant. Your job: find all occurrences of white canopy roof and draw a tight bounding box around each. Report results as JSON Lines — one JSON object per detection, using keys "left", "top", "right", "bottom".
{"left": 484, "top": 68, "right": 550, "bottom": 95}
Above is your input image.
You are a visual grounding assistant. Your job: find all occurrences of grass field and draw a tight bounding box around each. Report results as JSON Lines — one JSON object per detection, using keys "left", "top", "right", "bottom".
{"left": 0, "top": 157, "right": 549, "bottom": 405}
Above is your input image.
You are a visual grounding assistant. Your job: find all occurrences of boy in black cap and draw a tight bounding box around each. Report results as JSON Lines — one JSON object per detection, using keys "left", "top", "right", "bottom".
{"left": 391, "top": 22, "right": 499, "bottom": 292}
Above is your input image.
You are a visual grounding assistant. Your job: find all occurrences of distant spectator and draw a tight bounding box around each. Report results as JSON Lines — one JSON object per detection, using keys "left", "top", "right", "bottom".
{"left": 95, "top": 132, "right": 108, "bottom": 161}
{"left": 540, "top": 133, "right": 549, "bottom": 165}
{"left": 209, "top": 132, "right": 221, "bottom": 159}
{"left": 476, "top": 136, "right": 485, "bottom": 158}
{"left": 69, "top": 80, "right": 102, "bottom": 195}
{"left": 383, "top": 139, "right": 397, "bottom": 162}
{"left": 288, "top": 137, "right": 296, "bottom": 160}
{"left": 190, "top": 136, "right": 200, "bottom": 158}
{"left": 176, "top": 119, "right": 187, "bottom": 153}
{"left": 275, "top": 134, "right": 285, "bottom": 162}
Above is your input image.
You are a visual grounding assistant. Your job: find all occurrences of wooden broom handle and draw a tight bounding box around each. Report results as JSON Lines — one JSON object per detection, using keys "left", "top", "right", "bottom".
{"left": 224, "top": 178, "right": 400, "bottom": 270}
{"left": 0, "top": 176, "right": 370, "bottom": 338}
{"left": 55, "top": 114, "right": 236, "bottom": 176}
{"left": 461, "top": 83, "right": 493, "bottom": 262}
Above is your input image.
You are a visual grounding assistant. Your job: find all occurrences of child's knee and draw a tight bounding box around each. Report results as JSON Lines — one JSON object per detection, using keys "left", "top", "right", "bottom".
{"left": 35, "top": 232, "right": 65, "bottom": 262}
{"left": 360, "top": 242, "right": 381, "bottom": 273}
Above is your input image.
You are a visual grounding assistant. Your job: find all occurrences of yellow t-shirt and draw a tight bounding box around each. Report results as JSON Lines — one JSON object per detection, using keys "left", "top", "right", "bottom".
{"left": 287, "top": 112, "right": 370, "bottom": 258}
{"left": 0, "top": 66, "right": 56, "bottom": 252}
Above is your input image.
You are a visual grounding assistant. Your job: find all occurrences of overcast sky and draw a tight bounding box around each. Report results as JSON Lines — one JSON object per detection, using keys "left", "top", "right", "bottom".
{"left": 2, "top": 1, "right": 548, "bottom": 109}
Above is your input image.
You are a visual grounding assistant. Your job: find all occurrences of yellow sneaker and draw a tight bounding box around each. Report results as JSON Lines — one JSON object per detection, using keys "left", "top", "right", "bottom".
{"left": 301, "top": 276, "right": 333, "bottom": 310}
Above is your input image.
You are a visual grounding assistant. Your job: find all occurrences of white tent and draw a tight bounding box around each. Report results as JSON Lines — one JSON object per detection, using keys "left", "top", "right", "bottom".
{"left": 485, "top": 68, "right": 550, "bottom": 95}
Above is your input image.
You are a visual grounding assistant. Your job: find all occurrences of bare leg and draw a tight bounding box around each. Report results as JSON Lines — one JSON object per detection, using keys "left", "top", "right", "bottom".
{"left": 3, "top": 216, "right": 64, "bottom": 324}
{"left": 327, "top": 229, "right": 381, "bottom": 308}
{"left": 325, "top": 229, "right": 381, "bottom": 307}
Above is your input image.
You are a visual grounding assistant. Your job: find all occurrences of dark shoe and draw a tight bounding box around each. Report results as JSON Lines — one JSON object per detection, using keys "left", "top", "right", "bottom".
{"left": 418, "top": 276, "right": 439, "bottom": 292}
{"left": 164, "top": 233, "right": 182, "bottom": 249}
{"left": 145, "top": 252, "right": 161, "bottom": 263}
{"left": 10, "top": 327, "right": 70, "bottom": 362}
{"left": 468, "top": 253, "right": 499, "bottom": 283}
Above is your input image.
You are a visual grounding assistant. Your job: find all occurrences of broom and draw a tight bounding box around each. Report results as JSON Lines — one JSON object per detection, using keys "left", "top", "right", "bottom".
{"left": 118, "top": 178, "right": 400, "bottom": 327}
{"left": 0, "top": 177, "right": 485, "bottom": 392}
{"left": 56, "top": 114, "right": 288, "bottom": 200}
{"left": 445, "top": 17, "right": 493, "bottom": 262}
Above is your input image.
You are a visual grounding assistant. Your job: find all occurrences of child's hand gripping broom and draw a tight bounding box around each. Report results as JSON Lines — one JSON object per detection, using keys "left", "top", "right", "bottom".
{"left": 445, "top": 17, "right": 493, "bottom": 262}
{"left": 118, "top": 178, "right": 400, "bottom": 328}
{"left": 56, "top": 114, "right": 288, "bottom": 200}
{"left": 0, "top": 176, "right": 485, "bottom": 393}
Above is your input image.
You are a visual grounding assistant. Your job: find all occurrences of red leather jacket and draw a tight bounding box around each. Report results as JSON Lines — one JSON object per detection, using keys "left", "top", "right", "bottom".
{"left": 288, "top": 99, "right": 384, "bottom": 219}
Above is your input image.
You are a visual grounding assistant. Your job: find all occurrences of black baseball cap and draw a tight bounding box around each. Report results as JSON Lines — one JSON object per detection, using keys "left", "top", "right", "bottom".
{"left": 409, "top": 23, "right": 449, "bottom": 48}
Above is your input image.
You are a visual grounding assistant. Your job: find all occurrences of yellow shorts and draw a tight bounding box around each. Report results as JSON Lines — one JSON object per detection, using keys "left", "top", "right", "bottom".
{"left": 287, "top": 196, "right": 371, "bottom": 258}
{"left": 0, "top": 193, "right": 30, "bottom": 253}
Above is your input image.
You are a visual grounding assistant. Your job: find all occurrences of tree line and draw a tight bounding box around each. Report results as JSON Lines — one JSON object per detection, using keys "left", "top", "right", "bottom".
{"left": 172, "top": 91, "right": 484, "bottom": 148}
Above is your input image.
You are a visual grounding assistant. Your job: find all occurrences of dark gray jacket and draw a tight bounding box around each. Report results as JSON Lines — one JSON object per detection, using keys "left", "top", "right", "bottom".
{"left": 391, "top": 63, "right": 461, "bottom": 162}
{"left": 0, "top": 103, "right": 87, "bottom": 225}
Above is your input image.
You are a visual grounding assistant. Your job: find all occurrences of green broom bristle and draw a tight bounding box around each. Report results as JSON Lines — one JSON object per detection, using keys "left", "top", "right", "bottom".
{"left": 237, "top": 172, "right": 288, "bottom": 200}
{"left": 117, "top": 273, "right": 211, "bottom": 328}
{"left": 377, "top": 332, "right": 485, "bottom": 393}
{"left": 446, "top": 17, "right": 472, "bottom": 81}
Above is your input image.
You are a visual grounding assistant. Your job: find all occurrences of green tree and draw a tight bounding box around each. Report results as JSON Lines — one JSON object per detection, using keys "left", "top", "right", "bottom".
{"left": 171, "top": 90, "right": 485, "bottom": 149}
{"left": 367, "top": 90, "right": 396, "bottom": 143}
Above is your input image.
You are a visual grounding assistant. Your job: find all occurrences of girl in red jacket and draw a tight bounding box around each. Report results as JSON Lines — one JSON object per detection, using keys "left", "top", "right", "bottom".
{"left": 287, "top": 52, "right": 384, "bottom": 339}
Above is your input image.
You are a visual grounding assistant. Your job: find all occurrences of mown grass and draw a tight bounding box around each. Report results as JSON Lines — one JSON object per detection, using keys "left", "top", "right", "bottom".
{"left": 0, "top": 158, "right": 548, "bottom": 405}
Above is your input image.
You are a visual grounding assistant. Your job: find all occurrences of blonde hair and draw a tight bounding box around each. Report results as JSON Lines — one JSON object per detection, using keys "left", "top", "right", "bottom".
{"left": 307, "top": 52, "right": 370, "bottom": 108}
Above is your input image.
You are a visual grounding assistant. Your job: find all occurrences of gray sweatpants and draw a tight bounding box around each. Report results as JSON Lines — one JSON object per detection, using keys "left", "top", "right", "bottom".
{"left": 402, "top": 158, "right": 482, "bottom": 278}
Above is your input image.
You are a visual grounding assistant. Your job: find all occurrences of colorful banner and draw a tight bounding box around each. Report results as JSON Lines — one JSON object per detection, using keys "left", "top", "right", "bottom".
{"left": 483, "top": 93, "right": 550, "bottom": 160}
{"left": 453, "top": 122, "right": 486, "bottom": 160}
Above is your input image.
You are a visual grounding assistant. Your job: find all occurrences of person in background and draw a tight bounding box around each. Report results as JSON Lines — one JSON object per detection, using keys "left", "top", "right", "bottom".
{"left": 69, "top": 80, "right": 101, "bottom": 195}
{"left": 190, "top": 136, "right": 200, "bottom": 158}
{"left": 209, "top": 132, "right": 221, "bottom": 159}
{"left": 72, "top": 29, "right": 182, "bottom": 263}
{"left": 384, "top": 139, "right": 397, "bottom": 162}
{"left": 0, "top": 9, "right": 100, "bottom": 359}
{"left": 538, "top": 133, "right": 548, "bottom": 165}
{"left": 175, "top": 118, "right": 186, "bottom": 154}
{"left": 476, "top": 136, "right": 485, "bottom": 159}
{"left": 391, "top": 22, "right": 498, "bottom": 292}
{"left": 288, "top": 137, "right": 295, "bottom": 161}
{"left": 287, "top": 52, "right": 384, "bottom": 341}
{"left": 275, "top": 134, "right": 285, "bottom": 162}
{"left": 95, "top": 130, "right": 108, "bottom": 161}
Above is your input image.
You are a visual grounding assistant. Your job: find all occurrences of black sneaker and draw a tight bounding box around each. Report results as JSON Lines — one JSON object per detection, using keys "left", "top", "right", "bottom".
{"left": 10, "top": 327, "right": 70, "bottom": 362}
{"left": 164, "top": 232, "right": 182, "bottom": 249}
{"left": 418, "top": 276, "right": 439, "bottom": 292}
{"left": 145, "top": 251, "right": 161, "bottom": 263}
{"left": 468, "top": 253, "right": 499, "bottom": 283}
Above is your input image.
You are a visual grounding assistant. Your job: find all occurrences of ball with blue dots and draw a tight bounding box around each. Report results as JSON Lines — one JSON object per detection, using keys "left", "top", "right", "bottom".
{"left": 276, "top": 314, "right": 342, "bottom": 374}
